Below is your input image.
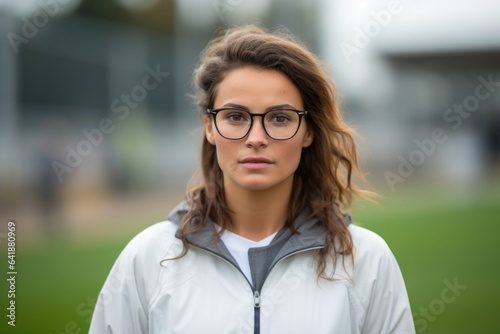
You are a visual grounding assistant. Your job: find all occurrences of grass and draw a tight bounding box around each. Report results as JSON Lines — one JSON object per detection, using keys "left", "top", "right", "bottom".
{"left": 357, "top": 193, "right": 500, "bottom": 334}
{"left": 1, "top": 187, "right": 499, "bottom": 333}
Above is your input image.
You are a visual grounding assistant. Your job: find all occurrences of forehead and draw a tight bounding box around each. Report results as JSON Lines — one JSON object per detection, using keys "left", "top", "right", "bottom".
{"left": 213, "top": 67, "right": 303, "bottom": 110}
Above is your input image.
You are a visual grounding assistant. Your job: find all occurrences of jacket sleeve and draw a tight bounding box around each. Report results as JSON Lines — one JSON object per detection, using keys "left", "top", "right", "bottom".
{"left": 352, "top": 226, "right": 416, "bottom": 334}
{"left": 89, "top": 223, "right": 171, "bottom": 334}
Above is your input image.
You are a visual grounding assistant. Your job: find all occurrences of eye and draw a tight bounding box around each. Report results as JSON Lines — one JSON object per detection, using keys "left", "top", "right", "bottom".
{"left": 272, "top": 115, "right": 290, "bottom": 123}
{"left": 267, "top": 111, "right": 292, "bottom": 124}
{"left": 227, "top": 112, "right": 249, "bottom": 122}
{"left": 219, "top": 109, "right": 250, "bottom": 123}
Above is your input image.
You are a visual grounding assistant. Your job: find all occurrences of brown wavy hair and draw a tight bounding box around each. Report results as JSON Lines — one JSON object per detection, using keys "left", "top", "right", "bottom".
{"left": 176, "top": 25, "right": 372, "bottom": 279}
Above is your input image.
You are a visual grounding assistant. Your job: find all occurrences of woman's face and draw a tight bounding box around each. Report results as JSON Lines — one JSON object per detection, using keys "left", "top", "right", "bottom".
{"left": 205, "top": 67, "right": 313, "bottom": 194}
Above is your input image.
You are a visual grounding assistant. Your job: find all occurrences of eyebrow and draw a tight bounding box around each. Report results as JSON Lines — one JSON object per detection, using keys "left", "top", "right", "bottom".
{"left": 220, "top": 103, "right": 299, "bottom": 111}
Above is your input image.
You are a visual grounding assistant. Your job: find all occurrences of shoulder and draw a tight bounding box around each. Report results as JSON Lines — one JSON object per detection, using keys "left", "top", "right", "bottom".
{"left": 346, "top": 225, "right": 415, "bottom": 333}
{"left": 107, "top": 220, "right": 182, "bottom": 280}
{"left": 348, "top": 224, "right": 393, "bottom": 257}
{"left": 347, "top": 224, "right": 402, "bottom": 281}
{"left": 90, "top": 221, "right": 183, "bottom": 331}
{"left": 128, "top": 220, "right": 180, "bottom": 247}
{"left": 346, "top": 224, "right": 409, "bottom": 299}
{"left": 120, "top": 220, "right": 181, "bottom": 262}
{"left": 103, "top": 220, "right": 182, "bottom": 303}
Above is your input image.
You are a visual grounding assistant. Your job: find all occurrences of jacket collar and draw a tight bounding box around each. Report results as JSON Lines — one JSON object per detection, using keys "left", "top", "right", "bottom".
{"left": 167, "top": 201, "right": 352, "bottom": 289}
{"left": 168, "top": 201, "right": 351, "bottom": 247}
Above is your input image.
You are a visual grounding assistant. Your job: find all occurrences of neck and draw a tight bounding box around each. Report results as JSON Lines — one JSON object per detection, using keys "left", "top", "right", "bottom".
{"left": 224, "top": 180, "right": 293, "bottom": 241}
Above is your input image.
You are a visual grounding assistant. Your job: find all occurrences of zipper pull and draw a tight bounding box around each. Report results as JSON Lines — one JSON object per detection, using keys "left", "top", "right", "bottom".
{"left": 253, "top": 291, "right": 261, "bottom": 308}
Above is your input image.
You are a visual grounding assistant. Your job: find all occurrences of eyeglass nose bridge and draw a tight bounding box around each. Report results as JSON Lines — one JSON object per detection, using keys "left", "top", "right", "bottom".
{"left": 245, "top": 112, "right": 271, "bottom": 138}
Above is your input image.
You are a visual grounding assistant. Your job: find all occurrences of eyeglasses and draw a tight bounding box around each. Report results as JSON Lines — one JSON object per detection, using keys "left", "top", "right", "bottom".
{"left": 206, "top": 107, "right": 308, "bottom": 140}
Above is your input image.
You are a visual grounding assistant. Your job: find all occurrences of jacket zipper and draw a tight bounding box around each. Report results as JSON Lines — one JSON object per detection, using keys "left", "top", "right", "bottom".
{"left": 253, "top": 291, "right": 261, "bottom": 308}
{"left": 190, "top": 244, "right": 324, "bottom": 334}
{"left": 253, "top": 291, "right": 261, "bottom": 334}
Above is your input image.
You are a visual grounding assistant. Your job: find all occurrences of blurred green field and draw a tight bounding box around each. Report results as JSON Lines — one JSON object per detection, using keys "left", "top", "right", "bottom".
{"left": 1, "top": 187, "right": 500, "bottom": 334}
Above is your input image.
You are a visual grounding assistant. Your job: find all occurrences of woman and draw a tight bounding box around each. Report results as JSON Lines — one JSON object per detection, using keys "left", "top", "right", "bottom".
{"left": 90, "top": 25, "right": 415, "bottom": 334}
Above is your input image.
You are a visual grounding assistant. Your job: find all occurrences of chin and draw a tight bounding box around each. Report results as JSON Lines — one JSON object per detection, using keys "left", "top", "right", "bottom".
{"left": 235, "top": 176, "right": 290, "bottom": 192}
{"left": 224, "top": 174, "right": 269, "bottom": 190}
{"left": 237, "top": 181, "right": 274, "bottom": 191}
{"left": 224, "top": 172, "right": 293, "bottom": 192}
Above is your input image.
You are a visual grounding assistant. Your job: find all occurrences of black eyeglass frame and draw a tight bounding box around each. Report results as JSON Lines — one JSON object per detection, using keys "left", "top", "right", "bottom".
{"left": 206, "top": 107, "right": 308, "bottom": 140}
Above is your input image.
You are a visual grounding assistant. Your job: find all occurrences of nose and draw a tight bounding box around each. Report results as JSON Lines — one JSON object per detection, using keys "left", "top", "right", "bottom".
{"left": 245, "top": 117, "right": 269, "bottom": 148}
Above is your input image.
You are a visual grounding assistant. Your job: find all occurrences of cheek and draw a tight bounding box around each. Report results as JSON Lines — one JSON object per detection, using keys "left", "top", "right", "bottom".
{"left": 280, "top": 141, "right": 305, "bottom": 167}
{"left": 213, "top": 137, "right": 236, "bottom": 166}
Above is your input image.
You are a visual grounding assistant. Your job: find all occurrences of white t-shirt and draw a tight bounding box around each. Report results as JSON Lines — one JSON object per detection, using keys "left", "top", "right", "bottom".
{"left": 220, "top": 230, "right": 277, "bottom": 285}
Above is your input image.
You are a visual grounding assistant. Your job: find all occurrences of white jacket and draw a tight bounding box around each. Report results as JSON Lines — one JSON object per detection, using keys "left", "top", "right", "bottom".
{"left": 89, "top": 204, "right": 415, "bottom": 334}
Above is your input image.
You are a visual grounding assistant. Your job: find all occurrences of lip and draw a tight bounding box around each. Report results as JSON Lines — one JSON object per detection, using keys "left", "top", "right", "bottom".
{"left": 240, "top": 157, "right": 272, "bottom": 164}
{"left": 239, "top": 157, "right": 273, "bottom": 170}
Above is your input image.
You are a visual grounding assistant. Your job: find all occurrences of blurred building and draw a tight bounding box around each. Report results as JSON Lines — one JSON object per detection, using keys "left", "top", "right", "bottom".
{"left": 0, "top": 0, "right": 320, "bottom": 224}
{"left": 2, "top": 0, "right": 499, "bottom": 223}
{"left": 319, "top": 0, "right": 500, "bottom": 189}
